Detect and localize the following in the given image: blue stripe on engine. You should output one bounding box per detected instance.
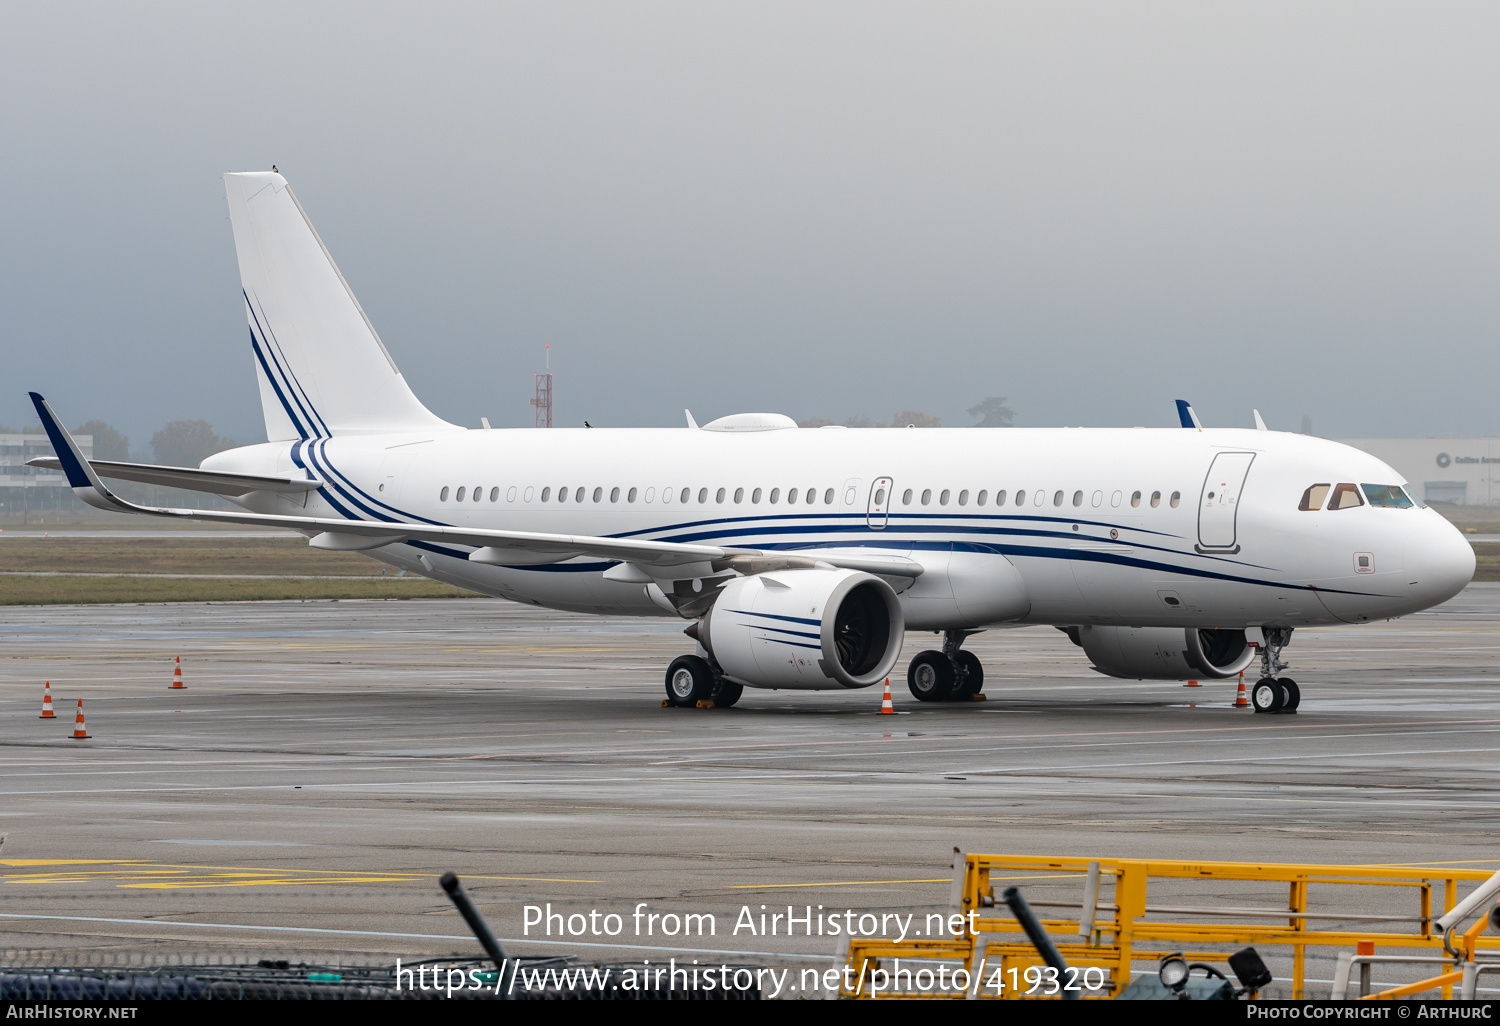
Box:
[739,622,821,641]
[727,609,821,626]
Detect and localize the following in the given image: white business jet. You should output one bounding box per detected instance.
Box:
[28,171,1476,713]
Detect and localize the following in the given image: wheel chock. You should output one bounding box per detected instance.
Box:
[695,699,716,709]
[660,699,671,707]
[970,693,987,702]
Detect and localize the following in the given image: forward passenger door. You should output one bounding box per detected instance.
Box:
[866,477,892,529]
[1198,452,1255,551]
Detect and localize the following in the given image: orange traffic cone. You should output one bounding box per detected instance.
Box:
[1233,673,1249,709]
[40,681,55,719]
[71,698,90,739]
[169,656,185,690]
[1184,679,1201,688]
[879,679,895,715]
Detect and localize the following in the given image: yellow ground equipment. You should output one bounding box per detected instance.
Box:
[839,852,1500,999]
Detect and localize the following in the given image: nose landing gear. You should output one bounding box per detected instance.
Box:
[1251,628,1299,714]
[907,630,986,703]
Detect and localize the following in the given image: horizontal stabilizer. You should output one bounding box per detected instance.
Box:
[26,457,321,496]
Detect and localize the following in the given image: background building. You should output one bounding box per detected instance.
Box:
[1338,438,1500,506]
[0,433,92,516]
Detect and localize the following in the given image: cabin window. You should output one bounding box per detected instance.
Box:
[473,486,482,502]
[1362,484,1413,508]
[627,487,636,502]
[993,489,1005,506]
[590,487,600,502]
[440,486,450,502]
[558,486,569,502]
[958,489,969,506]
[1329,483,1364,510]
[609,487,620,502]
[825,488,835,504]
[902,489,913,505]
[787,488,799,505]
[874,487,886,505]
[1170,491,1181,508]
[1013,489,1024,506]
[659,487,669,503]
[752,487,762,503]
[455,486,466,502]
[1094,491,1105,507]
[976,489,987,506]
[921,489,932,505]
[1073,490,1084,507]
[1053,490,1065,507]
[1034,490,1045,506]
[940,489,950,506]
[769,488,780,504]
[644,487,655,502]
[734,488,744,503]
[575,487,584,502]
[540,487,551,502]
[522,486,533,502]
[1129,490,1139,508]
[680,488,690,504]
[1299,484,1330,511]
[507,486,517,502]
[697,488,708,503]
[490,487,500,502]
[1150,490,1161,508]
[716,488,726,503]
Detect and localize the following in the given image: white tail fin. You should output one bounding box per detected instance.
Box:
[224,172,453,439]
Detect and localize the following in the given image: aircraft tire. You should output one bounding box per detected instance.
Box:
[1251,678,1285,714]
[951,651,984,699]
[710,679,744,709]
[1278,678,1300,712]
[907,651,955,702]
[665,655,715,707]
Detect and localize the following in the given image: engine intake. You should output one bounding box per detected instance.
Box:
[1070,625,1255,680]
[697,569,904,690]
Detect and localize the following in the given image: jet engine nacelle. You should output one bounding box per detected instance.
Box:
[1071,625,1256,680]
[697,569,904,690]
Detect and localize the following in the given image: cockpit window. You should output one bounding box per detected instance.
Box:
[1328,483,1364,510]
[1362,484,1414,508]
[1298,483,1330,511]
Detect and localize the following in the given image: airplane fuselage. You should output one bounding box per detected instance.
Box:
[206,423,1475,631]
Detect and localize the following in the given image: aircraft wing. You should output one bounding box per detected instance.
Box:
[27,393,922,577]
[25,457,322,496]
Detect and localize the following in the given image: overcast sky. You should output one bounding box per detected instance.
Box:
[3,2,1499,447]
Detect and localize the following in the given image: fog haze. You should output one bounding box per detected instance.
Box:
[3,2,1498,446]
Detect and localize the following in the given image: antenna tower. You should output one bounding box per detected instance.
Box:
[530,345,553,428]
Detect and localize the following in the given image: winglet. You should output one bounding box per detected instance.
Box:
[1174,399,1203,430]
[26,393,125,511]
[1253,409,1268,431]
[684,409,699,430]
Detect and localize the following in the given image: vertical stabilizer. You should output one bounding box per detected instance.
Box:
[224,172,454,439]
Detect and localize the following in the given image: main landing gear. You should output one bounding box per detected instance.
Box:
[664,655,742,709]
[907,630,985,703]
[1250,628,1300,715]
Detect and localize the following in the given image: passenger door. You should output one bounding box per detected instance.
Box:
[866,477,892,529]
[1198,452,1255,550]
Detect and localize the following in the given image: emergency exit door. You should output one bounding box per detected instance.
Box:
[866,477,892,529]
[1198,452,1255,550]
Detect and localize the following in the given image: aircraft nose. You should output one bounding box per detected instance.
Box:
[1409,515,1476,607]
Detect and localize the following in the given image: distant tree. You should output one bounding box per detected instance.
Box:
[75,420,130,461]
[891,410,941,428]
[150,420,234,467]
[797,417,837,428]
[0,422,15,434]
[844,415,879,428]
[1300,414,1314,435]
[800,410,943,428]
[967,396,1015,428]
